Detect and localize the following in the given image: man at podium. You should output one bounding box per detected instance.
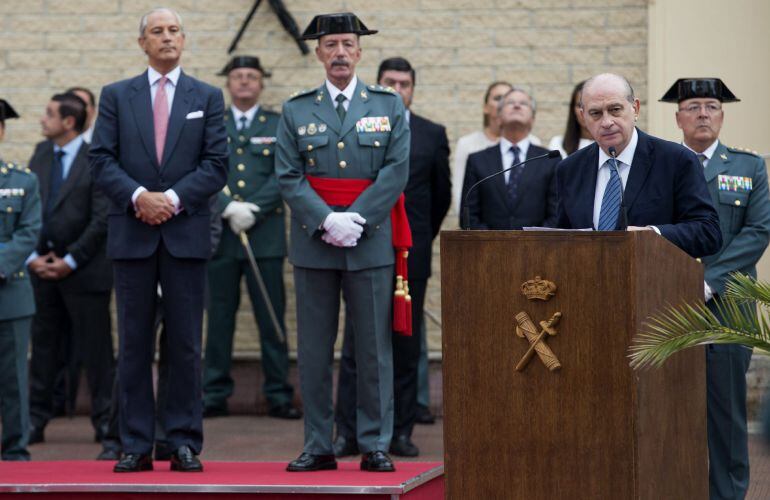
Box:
[554,73,721,258]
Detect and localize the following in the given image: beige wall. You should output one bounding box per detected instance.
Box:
[647,0,770,281]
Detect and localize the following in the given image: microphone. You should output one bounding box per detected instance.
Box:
[462,149,561,230]
[608,146,628,230]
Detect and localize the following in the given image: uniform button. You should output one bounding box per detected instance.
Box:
[239,135,246,142]
[301,224,307,229]
[237,180,246,188]
[6,206,12,213]
[237,163,245,171]
[276,207,283,214]
[339,161,347,168]
[236,148,244,155]
[259,115,266,123]
[308,158,315,166]
[735,200,741,206]
[337,141,345,150]
[307,144,313,152]
[375,225,380,229]
[374,140,381,147]
[263,148,270,156]
[19,271,24,278]
[227,137,231,144]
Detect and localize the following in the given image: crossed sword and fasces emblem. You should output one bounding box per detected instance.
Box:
[514,311,562,372]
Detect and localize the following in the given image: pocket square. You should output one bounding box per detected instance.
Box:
[186,110,204,119]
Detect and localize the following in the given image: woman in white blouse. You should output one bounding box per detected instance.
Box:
[548,80,594,159]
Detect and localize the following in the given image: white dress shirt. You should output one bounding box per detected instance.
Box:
[499,137,531,184]
[326,76,358,112]
[131,66,183,213]
[592,128,638,229]
[231,104,259,130]
[683,139,719,168]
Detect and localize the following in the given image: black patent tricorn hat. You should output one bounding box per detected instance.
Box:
[218,55,271,77]
[300,12,377,40]
[0,99,20,123]
[659,78,740,103]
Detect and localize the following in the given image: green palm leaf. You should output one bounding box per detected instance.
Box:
[629,273,770,370]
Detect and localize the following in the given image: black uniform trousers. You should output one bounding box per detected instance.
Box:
[29,280,113,436]
[0,317,31,460]
[336,277,427,440]
[113,241,205,455]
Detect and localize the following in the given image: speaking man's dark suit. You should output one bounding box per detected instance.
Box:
[335,112,451,446]
[555,128,722,258]
[461,142,559,229]
[89,69,227,455]
[27,139,114,441]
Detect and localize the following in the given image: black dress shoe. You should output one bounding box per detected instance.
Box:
[170,445,203,472]
[113,453,153,472]
[360,451,395,472]
[203,405,229,418]
[332,435,359,457]
[28,425,45,445]
[286,452,337,472]
[268,403,302,420]
[415,405,436,425]
[389,435,419,457]
[97,448,121,461]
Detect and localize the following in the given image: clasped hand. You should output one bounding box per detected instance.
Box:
[322,212,366,247]
[28,252,73,280]
[135,192,175,225]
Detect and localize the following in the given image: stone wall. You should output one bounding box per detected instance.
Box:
[0,0,649,354]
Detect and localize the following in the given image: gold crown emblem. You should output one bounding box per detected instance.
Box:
[520,276,557,301]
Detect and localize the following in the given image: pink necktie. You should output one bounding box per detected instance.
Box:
[153,76,169,165]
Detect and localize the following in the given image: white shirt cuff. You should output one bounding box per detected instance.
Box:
[131,186,148,210]
[164,189,183,214]
[63,254,78,270]
[25,251,39,266]
[648,225,661,235]
[705,281,714,302]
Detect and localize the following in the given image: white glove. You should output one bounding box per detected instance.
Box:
[223,201,260,234]
[704,281,714,302]
[322,212,366,244]
[321,231,358,248]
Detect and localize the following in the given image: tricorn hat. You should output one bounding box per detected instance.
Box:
[659,78,740,103]
[300,12,377,40]
[0,99,20,123]
[218,55,271,77]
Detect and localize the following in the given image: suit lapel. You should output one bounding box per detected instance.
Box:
[247,109,269,138]
[312,85,341,135]
[51,143,88,211]
[576,144,599,227]
[624,129,653,210]
[37,144,54,207]
[490,147,509,207]
[704,142,730,182]
[128,71,157,167]
[161,71,194,167]
[339,80,371,138]
[225,108,239,140]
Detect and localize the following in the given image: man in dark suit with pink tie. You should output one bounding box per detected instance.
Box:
[89,8,227,473]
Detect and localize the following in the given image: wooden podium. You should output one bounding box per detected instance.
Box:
[440,231,707,499]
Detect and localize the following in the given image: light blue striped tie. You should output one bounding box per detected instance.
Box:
[597,159,622,230]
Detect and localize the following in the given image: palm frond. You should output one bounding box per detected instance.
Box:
[629,288,770,370]
[725,272,770,308]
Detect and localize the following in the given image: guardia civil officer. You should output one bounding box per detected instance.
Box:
[662,78,770,500]
[275,13,410,472]
[203,55,299,420]
[0,99,42,461]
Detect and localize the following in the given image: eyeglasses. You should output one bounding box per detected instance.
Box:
[679,103,722,114]
[502,100,531,108]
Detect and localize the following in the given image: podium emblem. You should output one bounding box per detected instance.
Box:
[515,311,562,372]
[520,276,556,301]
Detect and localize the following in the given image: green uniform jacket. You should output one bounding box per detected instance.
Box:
[702,142,770,295]
[275,79,410,271]
[216,107,286,259]
[0,160,42,320]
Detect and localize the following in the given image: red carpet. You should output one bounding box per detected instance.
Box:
[0,460,443,499]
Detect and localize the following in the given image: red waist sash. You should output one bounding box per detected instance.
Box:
[307,175,413,335]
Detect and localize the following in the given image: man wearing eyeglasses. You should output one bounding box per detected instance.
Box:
[661,78,770,500]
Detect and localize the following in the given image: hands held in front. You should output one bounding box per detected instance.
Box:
[222,201,260,234]
[28,252,73,280]
[322,212,366,247]
[135,191,175,225]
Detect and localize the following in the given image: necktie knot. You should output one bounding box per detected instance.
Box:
[335,94,347,105]
[697,154,707,166]
[239,115,248,130]
[54,150,65,161]
[335,94,347,123]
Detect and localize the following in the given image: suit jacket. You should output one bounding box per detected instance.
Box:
[29,140,112,292]
[275,79,410,271]
[215,107,286,260]
[461,143,559,229]
[555,128,722,258]
[89,70,228,260]
[404,112,451,280]
[0,161,41,320]
[702,142,770,295]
